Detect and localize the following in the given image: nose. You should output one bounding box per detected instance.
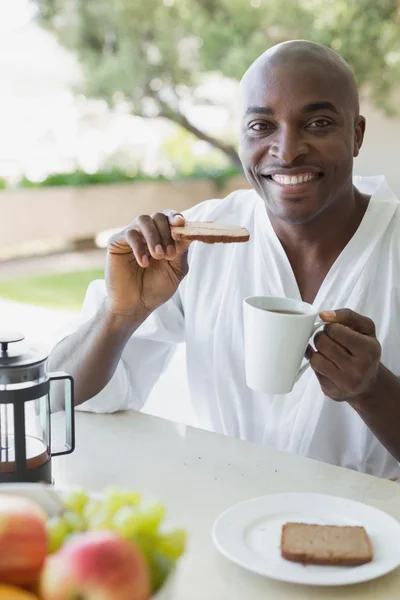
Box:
[269,127,308,164]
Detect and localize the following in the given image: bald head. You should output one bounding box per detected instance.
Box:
[241,40,359,116]
[238,40,366,225]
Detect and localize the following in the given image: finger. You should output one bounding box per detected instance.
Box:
[125,229,149,268]
[310,350,340,380]
[313,371,343,400]
[313,330,351,369]
[319,309,376,336]
[152,212,176,259]
[323,322,376,356]
[136,215,164,260]
[107,228,149,265]
[107,229,132,255]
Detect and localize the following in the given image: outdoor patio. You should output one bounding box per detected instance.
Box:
[0,296,194,427]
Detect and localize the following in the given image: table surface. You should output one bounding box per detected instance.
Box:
[52,410,400,599]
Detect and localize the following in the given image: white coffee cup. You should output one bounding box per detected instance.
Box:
[243,296,324,395]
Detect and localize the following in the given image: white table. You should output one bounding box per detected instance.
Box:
[52,411,400,599]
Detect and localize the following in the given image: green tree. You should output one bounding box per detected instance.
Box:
[35,0,400,167]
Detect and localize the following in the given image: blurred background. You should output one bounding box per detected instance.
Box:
[1,0,400,423]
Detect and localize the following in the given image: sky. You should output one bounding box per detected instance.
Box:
[0,0,37,34]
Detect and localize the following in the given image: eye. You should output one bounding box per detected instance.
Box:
[307,118,333,129]
[248,122,274,132]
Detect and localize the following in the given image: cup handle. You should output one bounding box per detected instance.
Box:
[295,320,325,382]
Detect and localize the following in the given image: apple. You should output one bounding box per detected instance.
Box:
[0,584,40,599]
[0,495,47,585]
[40,530,151,600]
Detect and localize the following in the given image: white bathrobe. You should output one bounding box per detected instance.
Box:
[58,176,400,479]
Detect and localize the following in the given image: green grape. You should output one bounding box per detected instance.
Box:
[148,552,174,594]
[87,508,115,530]
[63,488,89,515]
[155,529,187,560]
[113,506,141,538]
[83,499,101,521]
[103,488,142,514]
[137,502,166,535]
[46,516,70,553]
[63,510,86,533]
[132,532,157,560]
[103,488,127,515]
[122,491,142,506]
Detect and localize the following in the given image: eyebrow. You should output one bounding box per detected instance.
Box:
[245,101,340,117]
[245,106,274,116]
[302,101,340,115]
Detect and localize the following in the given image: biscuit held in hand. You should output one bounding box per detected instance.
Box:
[171,221,250,244]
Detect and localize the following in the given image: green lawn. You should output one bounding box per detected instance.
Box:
[0,269,105,311]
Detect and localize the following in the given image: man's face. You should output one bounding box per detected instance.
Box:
[239,61,365,224]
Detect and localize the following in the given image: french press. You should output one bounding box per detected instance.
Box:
[0,332,75,484]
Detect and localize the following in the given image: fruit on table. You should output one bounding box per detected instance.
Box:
[0,495,48,585]
[45,486,187,594]
[62,488,89,515]
[0,585,40,599]
[155,529,187,560]
[40,530,151,600]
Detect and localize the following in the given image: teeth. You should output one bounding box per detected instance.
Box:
[270,173,318,185]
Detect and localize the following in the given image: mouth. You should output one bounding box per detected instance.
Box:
[263,172,323,187]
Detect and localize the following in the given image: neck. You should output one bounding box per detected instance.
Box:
[268,185,369,259]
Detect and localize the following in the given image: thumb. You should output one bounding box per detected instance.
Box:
[164,210,192,257]
[167,213,193,257]
[319,308,376,335]
[165,210,185,226]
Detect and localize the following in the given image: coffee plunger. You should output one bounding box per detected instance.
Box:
[0,332,75,483]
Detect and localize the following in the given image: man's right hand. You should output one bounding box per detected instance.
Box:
[105,210,191,317]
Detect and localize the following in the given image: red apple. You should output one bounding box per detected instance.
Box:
[0,584,40,599]
[40,530,151,600]
[0,495,47,585]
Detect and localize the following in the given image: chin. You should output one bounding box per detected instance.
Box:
[265,195,325,225]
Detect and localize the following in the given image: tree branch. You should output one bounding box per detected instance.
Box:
[158,102,241,168]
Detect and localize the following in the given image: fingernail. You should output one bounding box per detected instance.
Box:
[166,245,175,257]
[141,255,149,267]
[155,244,164,255]
[320,310,336,319]
[172,214,183,222]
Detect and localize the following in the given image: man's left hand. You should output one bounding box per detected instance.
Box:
[307,309,381,402]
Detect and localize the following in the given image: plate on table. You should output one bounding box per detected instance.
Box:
[212,492,400,586]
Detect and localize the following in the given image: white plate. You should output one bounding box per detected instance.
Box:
[212,492,400,586]
[0,483,177,599]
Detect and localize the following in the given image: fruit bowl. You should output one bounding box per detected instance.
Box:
[0,483,180,600]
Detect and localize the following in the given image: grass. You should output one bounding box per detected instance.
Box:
[0,269,105,311]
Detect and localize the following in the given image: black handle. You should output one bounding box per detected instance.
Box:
[48,371,75,456]
[0,332,25,354]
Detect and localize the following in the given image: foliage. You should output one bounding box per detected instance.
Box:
[17,168,163,188]
[34,0,400,164]
[16,166,240,189]
[305,0,400,114]
[162,128,231,175]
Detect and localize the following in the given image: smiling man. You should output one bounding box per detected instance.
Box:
[50,41,400,480]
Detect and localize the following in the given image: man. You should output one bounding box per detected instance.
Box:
[50,40,400,480]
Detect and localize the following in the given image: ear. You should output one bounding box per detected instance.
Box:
[353,116,366,158]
